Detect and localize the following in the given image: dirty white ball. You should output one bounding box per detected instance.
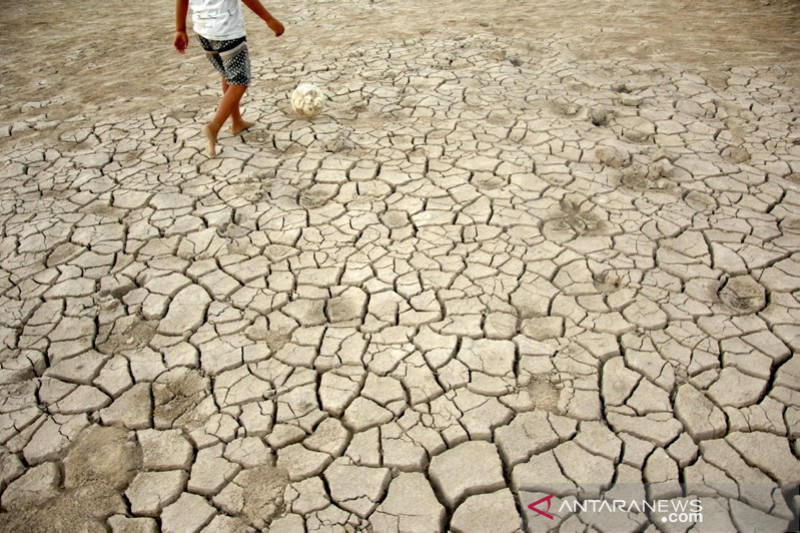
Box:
[291,83,325,119]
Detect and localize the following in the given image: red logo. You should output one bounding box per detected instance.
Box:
[528,494,555,520]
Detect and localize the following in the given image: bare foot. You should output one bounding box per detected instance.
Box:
[202,124,218,158]
[230,120,255,135]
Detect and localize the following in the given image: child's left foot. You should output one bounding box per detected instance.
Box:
[202,124,218,158]
[231,120,255,135]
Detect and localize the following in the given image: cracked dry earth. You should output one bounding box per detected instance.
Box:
[2,0,800,531]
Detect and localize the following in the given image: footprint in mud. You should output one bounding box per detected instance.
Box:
[702,71,730,91]
[166,108,198,121]
[232,466,291,530]
[717,275,766,315]
[299,184,339,208]
[542,198,610,243]
[0,426,141,532]
[548,99,581,117]
[721,145,750,163]
[84,203,122,217]
[619,165,651,190]
[97,317,157,354]
[619,163,680,194]
[249,130,273,144]
[321,131,356,153]
[217,221,252,240]
[525,374,562,413]
[39,187,73,200]
[471,171,507,190]
[218,181,268,206]
[593,270,626,294]
[245,323,292,353]
[684,190,718,215]
[380,209,410,229]
[153,368,210,429]
[780,216,800,236]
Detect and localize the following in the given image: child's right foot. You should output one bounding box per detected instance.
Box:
[231,120,255,135]
[202,124,218,158]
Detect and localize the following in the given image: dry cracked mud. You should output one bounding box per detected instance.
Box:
[1,0,799,532]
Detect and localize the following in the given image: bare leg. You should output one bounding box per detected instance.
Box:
[223,78,254,135]
[203,82,248,158]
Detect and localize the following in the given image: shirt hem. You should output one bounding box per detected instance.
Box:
[193,28,247,42]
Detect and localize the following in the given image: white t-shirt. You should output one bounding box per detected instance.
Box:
[190,0,246,41]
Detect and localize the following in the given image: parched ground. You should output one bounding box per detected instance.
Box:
[1,0,799,532]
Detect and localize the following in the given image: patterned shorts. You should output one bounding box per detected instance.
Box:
[197,35,251,87]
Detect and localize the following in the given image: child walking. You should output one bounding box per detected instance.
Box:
[174,0,284,158]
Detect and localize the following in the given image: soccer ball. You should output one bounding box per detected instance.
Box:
[291,83,325,119]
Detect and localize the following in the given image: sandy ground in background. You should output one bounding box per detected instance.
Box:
[1,0,799,147]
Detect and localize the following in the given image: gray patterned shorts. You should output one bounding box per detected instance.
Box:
[197,35,251,87]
